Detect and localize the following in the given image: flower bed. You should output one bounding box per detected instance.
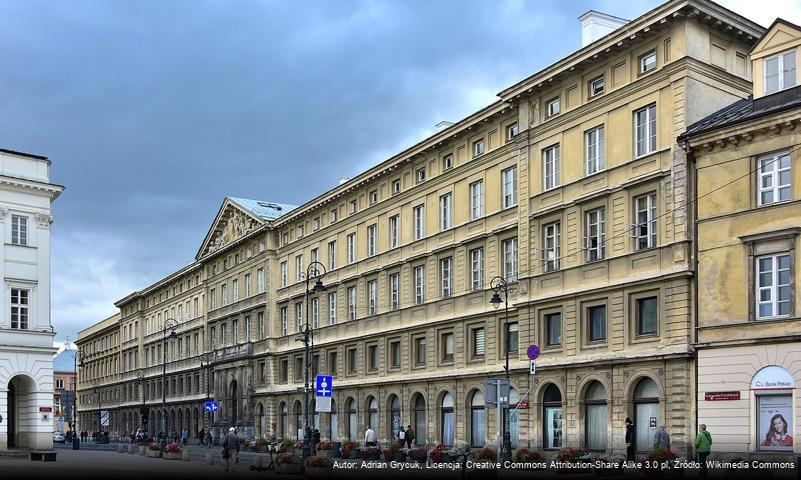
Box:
[340,441,359,459]
[471,446,497,462]
[359,446,382,460]
[408,447,428,464]
[304,455,334,468]
[276,453,302,475]
[429,444,450,463]
[383,443,406,461]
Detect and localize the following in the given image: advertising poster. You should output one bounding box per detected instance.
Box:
[759,395,793,451]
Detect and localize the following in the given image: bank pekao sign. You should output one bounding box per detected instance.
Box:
[751,366,795,390]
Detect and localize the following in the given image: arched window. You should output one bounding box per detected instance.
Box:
[585,382,608,451]
[414,394,427,445]
[470,390,485,446]
[346,398,357,440]
[634,378,660,452]
[543,384,563,449]
[441,392,454,445]
[367,396,378,432]
[328,399,338,441]
[389,395,401,437]
[280,402,288,438]
[294,401,302,440]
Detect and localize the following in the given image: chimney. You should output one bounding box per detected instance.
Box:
[578,11,629,47]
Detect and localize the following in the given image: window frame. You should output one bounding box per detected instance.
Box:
[585,125,605,175]
[389,215,400,249]
[639,50,656,74]
[588,75,605,97]
[631,291,660,339]
[546,97,560,117]
[439,193,453,231]
[634,192,657,251]
[440,256,453,298]
[543,144,560,191]
[543,221,561,272]
[502,166,518,209]
[502,238,518,282]
[10,215,27,246]
[634,104,657,158]
[442,153,454,171]
[764,49,797,95]
[469,180,484,220]
[473,139,485,158]
[585,207,606,262]
[413,204,425,240]
[414,265,425,305]
[470,247,484,291]
[757,151,792,206]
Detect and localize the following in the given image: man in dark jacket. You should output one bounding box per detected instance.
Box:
[625,418,635,462]
[404,425,415,449]
[222,427,240,473]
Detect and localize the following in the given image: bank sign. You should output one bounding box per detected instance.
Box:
[751,366,796,390]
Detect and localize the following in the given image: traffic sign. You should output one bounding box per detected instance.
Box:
[316,397,332,413]
[527,344,540,360]
[315,375,333,397]
[204,401,219,412]
[529,360,536,375]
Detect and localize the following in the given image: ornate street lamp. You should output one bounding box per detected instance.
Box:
[161,318,178,450]
[299,261,326,463]
[489,276,512,464]
[136,370,146,432]
[200,352,213,441]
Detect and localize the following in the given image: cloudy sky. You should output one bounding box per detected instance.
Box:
[0,0,797,345]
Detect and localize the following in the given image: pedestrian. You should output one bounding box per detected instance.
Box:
[695,424,712,477]
[182,429,189,446]
[624,417,635,462]
[397,425,406,447]
[205,430,213,448]
[405,425,415,449]
[364,426,377,447]
[222,427,240,473]
[653,425,671,450]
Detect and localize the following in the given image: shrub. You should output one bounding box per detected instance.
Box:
[277,453,301,465]
[316,440,333,451]
[557,447,588,462]
[340,441,359,457]
[164,443,182,454]
[304,455,334,468]
[383,443,406,461]
[647,447,678,464]
[280,439,295,451]
[359,446,382,459]
[472,446,497,461]
[513,448,542,462]
[430,444,449,463]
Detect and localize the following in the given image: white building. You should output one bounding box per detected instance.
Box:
[0,148,63,451]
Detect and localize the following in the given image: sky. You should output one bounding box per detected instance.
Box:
[0,0,798,346]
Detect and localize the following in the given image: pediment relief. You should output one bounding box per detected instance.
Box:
[202,204,262,257]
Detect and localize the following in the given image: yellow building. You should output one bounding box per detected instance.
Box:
[687,18,801,458]
[76,313,121,435]
[78,0,767,457]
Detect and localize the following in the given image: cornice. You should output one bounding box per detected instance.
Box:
[0,175,64,201]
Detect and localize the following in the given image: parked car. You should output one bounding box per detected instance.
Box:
[53,431,65,443]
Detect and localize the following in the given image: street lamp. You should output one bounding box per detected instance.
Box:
[136,370,146,432]
[299,261,326,463]
[489,276,512,463]
[161,318,178,449]
[200,353,213,441]
[76,349,85,440]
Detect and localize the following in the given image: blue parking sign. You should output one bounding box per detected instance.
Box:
[315,375,333,397]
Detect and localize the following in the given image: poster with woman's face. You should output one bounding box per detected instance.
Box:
[759,395,793,451]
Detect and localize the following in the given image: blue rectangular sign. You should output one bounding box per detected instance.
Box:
[204,401,219,412]
[315,375,333,397]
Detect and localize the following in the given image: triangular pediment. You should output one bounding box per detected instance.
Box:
[196,198,265,259]
[752,19,801,57]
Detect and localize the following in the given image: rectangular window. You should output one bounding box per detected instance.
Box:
[634,192,657,250]
[232,279,239,302]
[257,268,265,293]
[503,238,518,282]
[442,154,453,170]
[347,286,357,320]
[280,359,289,383]
[11,215,27,246]
[389,215,399,248]
[546,313,561,346]
[232,319,239,344]
[640,50,656,73]
[367,224,377,257]
[390,341,401,369]
[368,280,377,315]
[585,126,605,175]
[392,179,401,194]
[546,97,560,117]
[210,288,216,309]
[329,351,338,376]
[295,255,303,282]
[442,332,454,362]
[245,273,251,297]
[414,266,425,304]
[588,76,604,97]
[297,225,304,238]
[543,145,560,190]
[502,166,518,208]
[588,305,607,342]
[634,104,657,157]
[440,193,452,230]
[757,254,792,318]
[280,307,288,335]
[470,180,484,220]
[758,152,792,205]
[347,233,356,264]
[221,323,228,345]
[282,233,289,246]
[295,303,303,332]
[221,284,228,306]
[506,322,519,354]
[258,312,265,340]
[472,327,485,358]
[506,122,519,141]
[349,200,357,214]
[9,288,29,329]
[414,204,425,240]
[313,217,320,231]
[416,167,426,183]
[543,222,560,272]
[367,345,378,371]
[328,292,337,325]
[310,248,319,266]
[415,337,427,366]
[390,273,400,310]
[440,257,452,298]
[312,297,320,328]
[470,248,484,291]
[328,241,336,270]
[210,326,216,349]
[585,208,606,262]
[347,348,357,374]
[636,296,658,335]
[765,50,796,95]
[294,357,303,381]
[473,139,485,157]
[330,209,338,223]
[369,190,378,204]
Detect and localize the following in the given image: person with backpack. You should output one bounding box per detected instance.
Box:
[694,424,712,477]
[397,426,406,447]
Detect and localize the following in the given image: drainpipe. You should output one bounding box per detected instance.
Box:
[684,137,699,460]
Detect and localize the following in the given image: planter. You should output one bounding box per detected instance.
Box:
[365,452,381,461]
[146,449,161,458]
[277,463,302,474]
[317,450,332,457]
[163,452,182,460]
[138,446,147,455]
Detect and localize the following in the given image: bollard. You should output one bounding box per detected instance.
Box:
[128,445,134,454]
[205,450,214,465]
[117,444,124,453]
[139,445,146,455]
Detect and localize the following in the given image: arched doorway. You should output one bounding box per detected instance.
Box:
[633,378,660,452]
[388,395,401,438]
[366,396,378,433]
[256,404,265,438]
[441,392,454,445]
[279,402,288,439]
[469,390,485,446]
[584,381,608,451]
[542,384,563,450]
[229,380,238,426]
[346,398,357,440]
[413,394,426,445]
[293,401,302,440]
[329,399,338,441]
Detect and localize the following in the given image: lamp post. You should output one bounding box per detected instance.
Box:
[489,276,512,463]
[299,261,326,463]
[161,318,178,450]
[200,353,213,441]
[76,350,85,442]
[136,370,146,432]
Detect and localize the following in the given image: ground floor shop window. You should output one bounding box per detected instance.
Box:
[758,395,793,450]
[543,384,563,449]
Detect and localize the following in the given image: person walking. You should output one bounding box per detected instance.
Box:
[397,426,406,447]
[653,425,671,450]
[624,418,635,462]
[222,427,240,473]
[364,426,377,447]
[404,425,415,449]
[205,430,213,448]
[695,424,712,477]
[182,429,189,446]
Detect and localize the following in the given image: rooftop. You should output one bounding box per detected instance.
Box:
[227,197,296,222]
[53,349,77,373]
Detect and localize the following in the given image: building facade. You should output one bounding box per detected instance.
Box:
[53,349,77,432]
[77,0,766,456]
[0,148,63,450]
[688,19,801,458]
[76,314,121,435]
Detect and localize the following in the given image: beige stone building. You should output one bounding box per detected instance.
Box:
[686,19,801,457]
[77,0,767,456]
[76,314,120,434]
